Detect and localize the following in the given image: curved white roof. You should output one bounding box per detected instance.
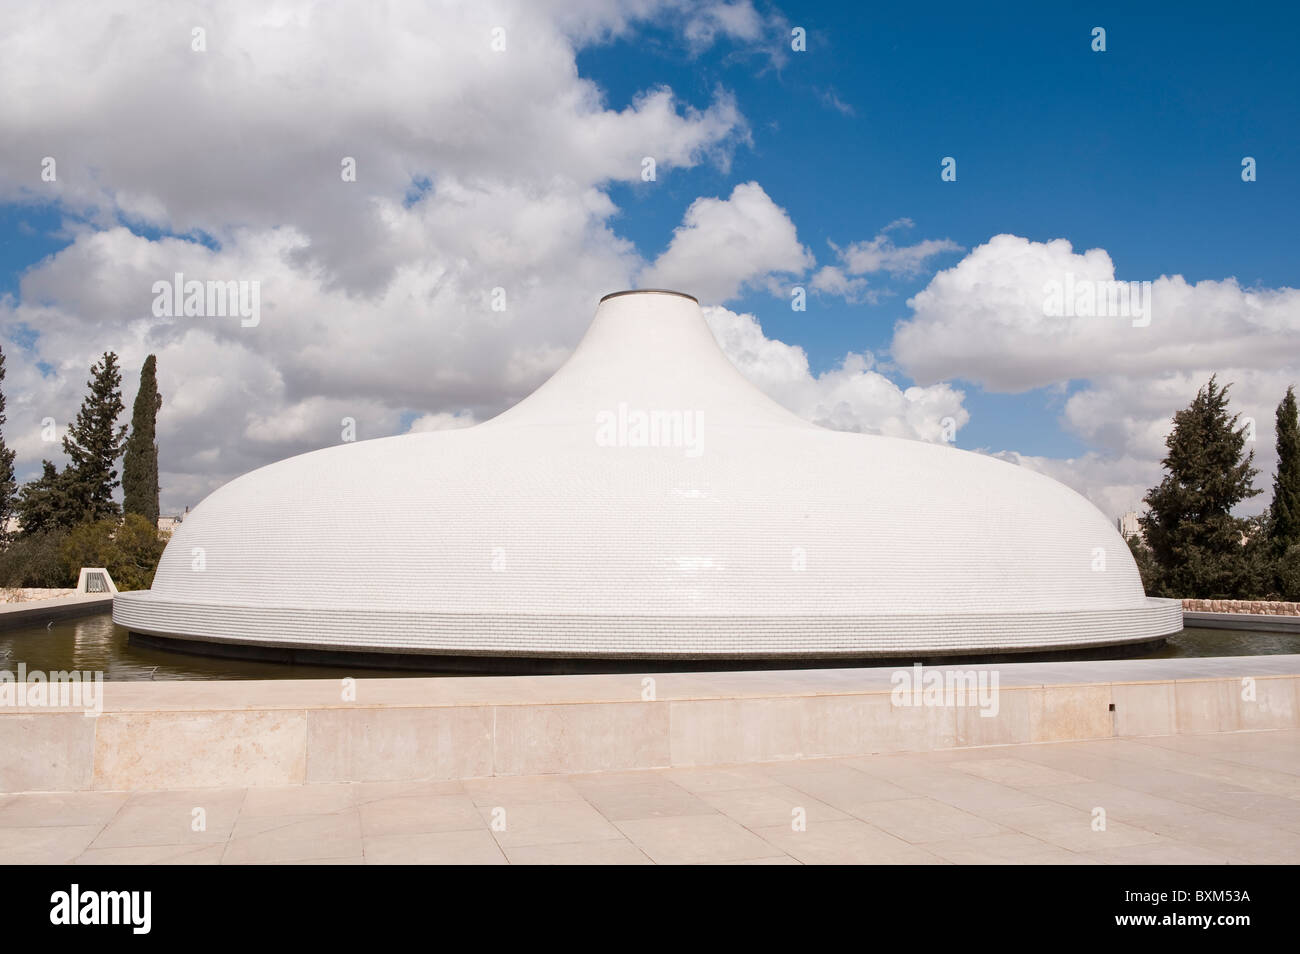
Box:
[115,290,1180,659]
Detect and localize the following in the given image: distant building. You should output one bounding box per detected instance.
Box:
[1117,510,1142,542]
[158,515,183,534]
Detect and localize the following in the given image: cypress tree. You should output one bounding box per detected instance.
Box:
[62,351,128,523]
[0,347,15,542]
[122,355,163,525]
[1270,386,1300,554]
[1139,376,1262,598]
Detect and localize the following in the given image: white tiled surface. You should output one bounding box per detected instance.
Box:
[115,291,1179,656]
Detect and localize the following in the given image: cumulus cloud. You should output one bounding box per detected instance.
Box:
[704,305,968,441]
[0,1,781,511]
[829,218,962,279]
[638,182,814,303]
[810,218,960,304]
[892,234,1300,517]
[0,1,753,294]
[809,265,874,304]
[3,2,945,517]
[1044,369,1294,517]
[894,233,1300,392]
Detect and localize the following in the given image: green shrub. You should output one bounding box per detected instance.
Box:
[0,530,74,587]
[59,513,165,591]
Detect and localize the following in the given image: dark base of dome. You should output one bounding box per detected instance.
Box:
[128,630,1173,675]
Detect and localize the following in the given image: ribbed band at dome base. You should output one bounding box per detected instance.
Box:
[114,593,1183,659]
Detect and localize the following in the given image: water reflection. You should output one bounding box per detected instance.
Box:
[0,612,449,681]
[1,612,1297,681]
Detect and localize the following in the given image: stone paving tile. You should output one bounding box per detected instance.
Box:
[1084,739,1300,797]
[223,810,363,864]
[363,830,507,864]
[1124,811,1300,864]
[847,796,1010,843]
[354,779,466,801]
[923,832,1099,865]
[0,825,103,864]
[868,769,1063,818]
[461,775,584,806]
[698,784,849,829]
[951,758,1089,788]
[482,799,622,848]
[504,839,653,865]
[296,856,365,864]
[756,760,914,805]
[1008,745,1266,802]
[1166,789,1300,833]
[991,802,1164,853]
[1083,838,1238,865]
[754,819,944,864]
[841,751,965,778]
[615,814,789,864]
[659,765,785,794]
[240,783,356,817]
[1139,740,1300,778]
[0,790,127,828]
[1029,780,1221,827]
[74,844,226,865]
[2,729,1297,864]
[716,855,803,864]
[567,772,716,821]
[91,788,245,848]
[360,792,484,837]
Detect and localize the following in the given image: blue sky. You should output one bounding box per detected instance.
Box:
[583,2,1299,456]
[0,1,1296,517]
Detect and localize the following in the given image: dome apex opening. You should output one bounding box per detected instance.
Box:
[599,288,699,304]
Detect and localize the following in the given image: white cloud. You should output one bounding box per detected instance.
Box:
[0,1,778,512]
[407,410,477,432]
[704,305,968,441]
[892,234,1300,518]
[0,1,750,293]
[638,181,814,303]
[893,233,1300,392]
[830,218,962,279]
[809,265,874,304]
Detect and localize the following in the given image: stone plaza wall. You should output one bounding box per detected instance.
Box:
[2,656,1297,793]
[1183,599,1300,616]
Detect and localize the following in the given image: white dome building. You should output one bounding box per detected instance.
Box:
[114,290,1181,664]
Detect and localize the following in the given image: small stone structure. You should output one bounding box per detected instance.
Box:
[75,567,119,595]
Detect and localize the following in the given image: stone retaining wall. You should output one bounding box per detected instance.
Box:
[3,658,1298,792]
[1182,599,1300,616]
[0,588,77,604]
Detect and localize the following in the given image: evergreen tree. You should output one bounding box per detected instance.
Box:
[62,352,127,523]
[0,347,15,542]
[14,461,77,535]
[122,354,163,525]
[1139,376,1262,598]
[1125,533,1161,595]
[1270,386,1300,555]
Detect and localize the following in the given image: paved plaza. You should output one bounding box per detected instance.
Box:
[3,728,1297,864]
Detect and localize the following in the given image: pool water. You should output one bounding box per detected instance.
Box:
[2,612,1297,681]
